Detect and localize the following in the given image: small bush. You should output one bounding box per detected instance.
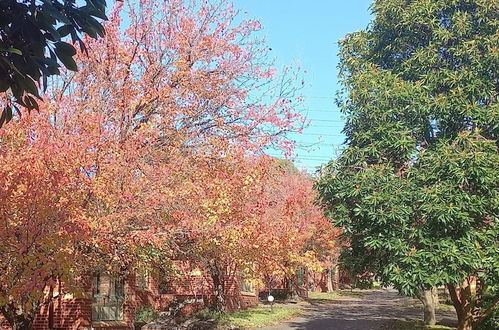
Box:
[195,308,226,322]
[135,305,159,324]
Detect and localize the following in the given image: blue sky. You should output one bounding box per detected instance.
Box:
[234,0,373,173]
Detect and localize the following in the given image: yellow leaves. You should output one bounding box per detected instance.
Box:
[200,190,232,219]
[57,196,70,208]
[161,187,175,198]
[242,174,259,192]
[207,214,218,225]
[189,269,202,276]
[12,183,28,197]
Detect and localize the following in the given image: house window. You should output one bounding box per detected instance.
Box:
[136,269,150,291]
[240,278,254,293]
[92,273,125,321]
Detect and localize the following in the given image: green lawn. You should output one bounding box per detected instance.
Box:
[404,300,455,312]
[198,305,302,329]
[225,306,302,328]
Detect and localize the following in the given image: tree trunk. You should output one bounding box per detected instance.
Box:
[48,300,54,329]
[326,268,334,292]
[419,289,437,326]
[283,276,295,299]
[325,265,339,292]
[457,317,474,330]
[332,264,339,290]
[431,286,439,307]
[447,282,475,330]
[446,276,498,330]
[211,271,226,313]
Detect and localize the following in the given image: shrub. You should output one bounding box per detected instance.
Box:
[135,306,158,324]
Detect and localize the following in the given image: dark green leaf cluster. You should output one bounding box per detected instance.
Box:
[0,0,107,126]
[317,0,498,299]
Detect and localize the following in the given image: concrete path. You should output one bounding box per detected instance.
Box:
[258,289,457,330]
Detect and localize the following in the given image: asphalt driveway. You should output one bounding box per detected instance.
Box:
[258,289,457,330]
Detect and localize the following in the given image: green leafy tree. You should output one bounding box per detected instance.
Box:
[317,1,498,329]
[0,0,108,126]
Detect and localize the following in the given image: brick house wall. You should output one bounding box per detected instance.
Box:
[34,298,93,330]
[0,266,259,330]
[163,263,259,313]
[0,274,165,330]
[260,272,308,300]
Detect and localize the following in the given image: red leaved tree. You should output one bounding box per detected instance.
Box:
[0,116,92,330]
[42,0,306,277]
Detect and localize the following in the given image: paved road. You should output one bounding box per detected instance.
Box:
[259,289,457,330]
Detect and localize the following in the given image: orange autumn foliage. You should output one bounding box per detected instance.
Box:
[0,0,337,320]
[170,155,339,310]
[0,116,92,327]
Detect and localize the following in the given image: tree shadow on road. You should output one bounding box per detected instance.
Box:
[271,290,457,330]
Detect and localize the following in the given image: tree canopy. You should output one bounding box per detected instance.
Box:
[316,1,498,329]
[0,0,337,327]
[0,0,107,126]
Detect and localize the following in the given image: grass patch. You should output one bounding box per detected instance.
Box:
[198,306,302,329]
[405,300,455,312]
[386,320,453,329]
[225,306,302,328]
[437,303,455,312]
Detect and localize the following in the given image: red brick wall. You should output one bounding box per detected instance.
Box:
[166,263,259,312]
[0,278,94,330]
[34,298,93,330]
[0,267,259,330]
[0,299,93,330]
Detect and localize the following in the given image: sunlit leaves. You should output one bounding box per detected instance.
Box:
[0,0,108,126]
[317,1,498,320]
[0,116,92,325]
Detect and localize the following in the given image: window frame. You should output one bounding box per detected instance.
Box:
[92,273,125,322]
